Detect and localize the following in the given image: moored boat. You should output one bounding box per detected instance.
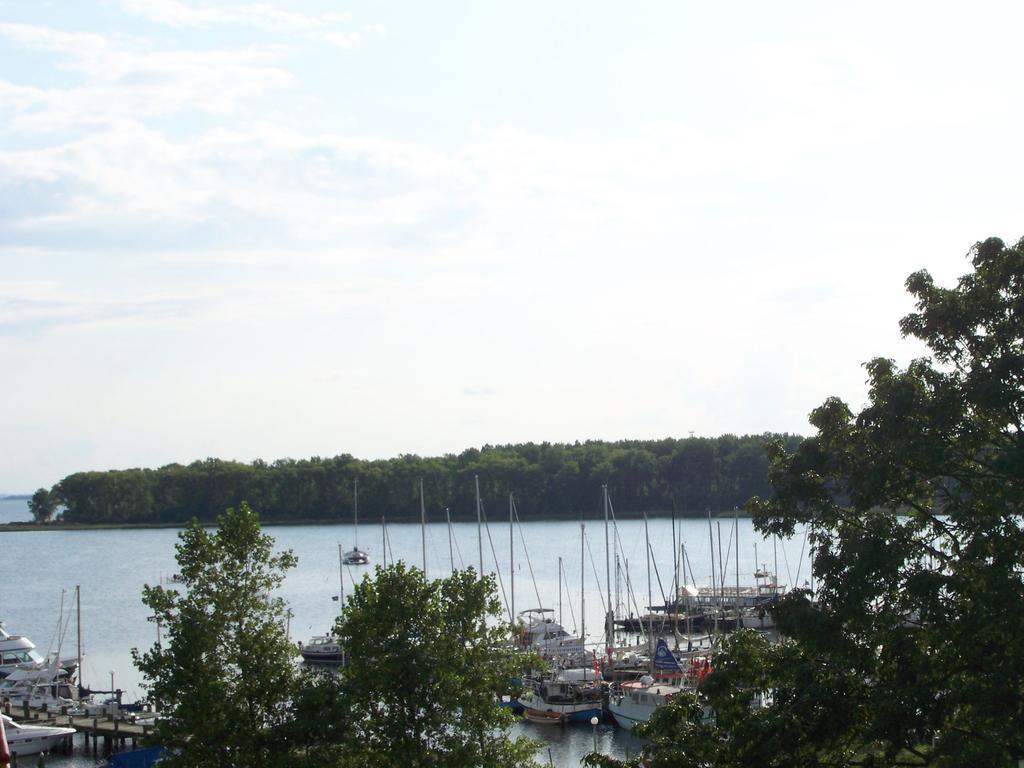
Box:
[516,668,604,723]
[1,713,76,756]
[0,623,78,680]
[298,634,344,663]
[608,678,682,732]
[523,707,566,724]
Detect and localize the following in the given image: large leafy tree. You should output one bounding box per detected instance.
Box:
[27,487,56,523]
[334,563,540,768]
[594,236,1024,767]
[751,236,1024,765]
[133,503,299,768]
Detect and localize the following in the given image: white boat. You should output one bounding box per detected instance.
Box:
[0,623,77,680]
[0,657,103,716]
[341,478,370,566]
[1,713,76,757]
[608,677,682,731]
[740,567,785,630]
[340,548,369,566]
[298,634,344,664]
[514,609,586,661]
[608,639,704,731]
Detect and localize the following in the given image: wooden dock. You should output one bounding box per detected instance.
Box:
[2,699,157,757]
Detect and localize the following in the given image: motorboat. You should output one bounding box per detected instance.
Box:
[608,640,711,730]
[1,713,76,756]
[341,478,370,566]
[0,623,78,679]
[340,547,369,566]
[516,668,604,723]
[514,609,586,661]
[608,677,682,732]
[0,657,103,716]
[298,634,344,663]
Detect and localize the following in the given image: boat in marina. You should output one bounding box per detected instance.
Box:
[515,609,587,661]
[0,659,105,716]
[300,543,347,663]
[608,678,683,732]
[607,639,706,730]
[0,622,78,679]
[298,634,344,663]
[522,707,566,725]
[516,668,604,723]
[341,478,370,566]
[1,713,76,756]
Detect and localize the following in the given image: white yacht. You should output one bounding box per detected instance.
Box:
[515,609,586,661]
[1,713,76,756]
[298,634,344,663]
[608,677,682,732]
[0,623,77,679]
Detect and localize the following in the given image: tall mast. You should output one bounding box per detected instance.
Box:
[558,556,563,629]
[580,522,586,643]
[76,585,82,685]
[644,513,653,658]
[707,509,716,637]
[353,476,359,550]
[509,492,515,625]
[420,479,427,577]
[603,485,612,660]
[735,508,741,631]
[446,506,454,574]
[475,475,483,575]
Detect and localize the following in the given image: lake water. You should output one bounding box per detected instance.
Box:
[0,496,814,766]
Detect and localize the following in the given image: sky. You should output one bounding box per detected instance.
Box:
[1,0,1022,492]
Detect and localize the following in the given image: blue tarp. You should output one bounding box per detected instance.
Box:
[107,746,164,767]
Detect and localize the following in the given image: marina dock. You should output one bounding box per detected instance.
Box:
[2,699,155,757]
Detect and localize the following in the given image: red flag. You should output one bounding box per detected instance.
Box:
[592,649,599,674]
[0,713,11,767]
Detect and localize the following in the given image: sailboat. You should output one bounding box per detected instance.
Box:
[299,544,347,664]
[341,478,370,566]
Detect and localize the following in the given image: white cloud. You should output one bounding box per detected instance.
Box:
[119,0,363,48]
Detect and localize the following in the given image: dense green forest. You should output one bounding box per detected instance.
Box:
[45,434,804,525]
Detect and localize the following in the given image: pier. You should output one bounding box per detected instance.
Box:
[2,698,156,759]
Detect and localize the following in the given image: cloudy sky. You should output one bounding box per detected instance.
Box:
[1,0,1021,491]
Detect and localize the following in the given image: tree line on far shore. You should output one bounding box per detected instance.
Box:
[28,433,804,525]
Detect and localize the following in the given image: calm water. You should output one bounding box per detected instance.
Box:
[0,497,813,766]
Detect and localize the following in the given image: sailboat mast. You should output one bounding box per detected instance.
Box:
[475,475,483,575]
[707,509,716,636]
[420,479,427,577]
[558,556,563,630]
[353,477,359,549]
[76,585,82,684]
[509,492,515,626]
[446,506,454,574]
[735,508,741,631]
[645,513,653,651]
[603,485,612,660]
[580,522,586,642]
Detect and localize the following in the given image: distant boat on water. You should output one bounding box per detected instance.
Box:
[341,478,370,566]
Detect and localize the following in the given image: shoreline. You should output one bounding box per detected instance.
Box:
[0,509,754,532]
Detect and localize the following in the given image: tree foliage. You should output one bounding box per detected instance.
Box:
[133,503,299,768]
[601,237,1024,767]
[27,487,56,523]
[49,434,803,525]
[333,563,540,768]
